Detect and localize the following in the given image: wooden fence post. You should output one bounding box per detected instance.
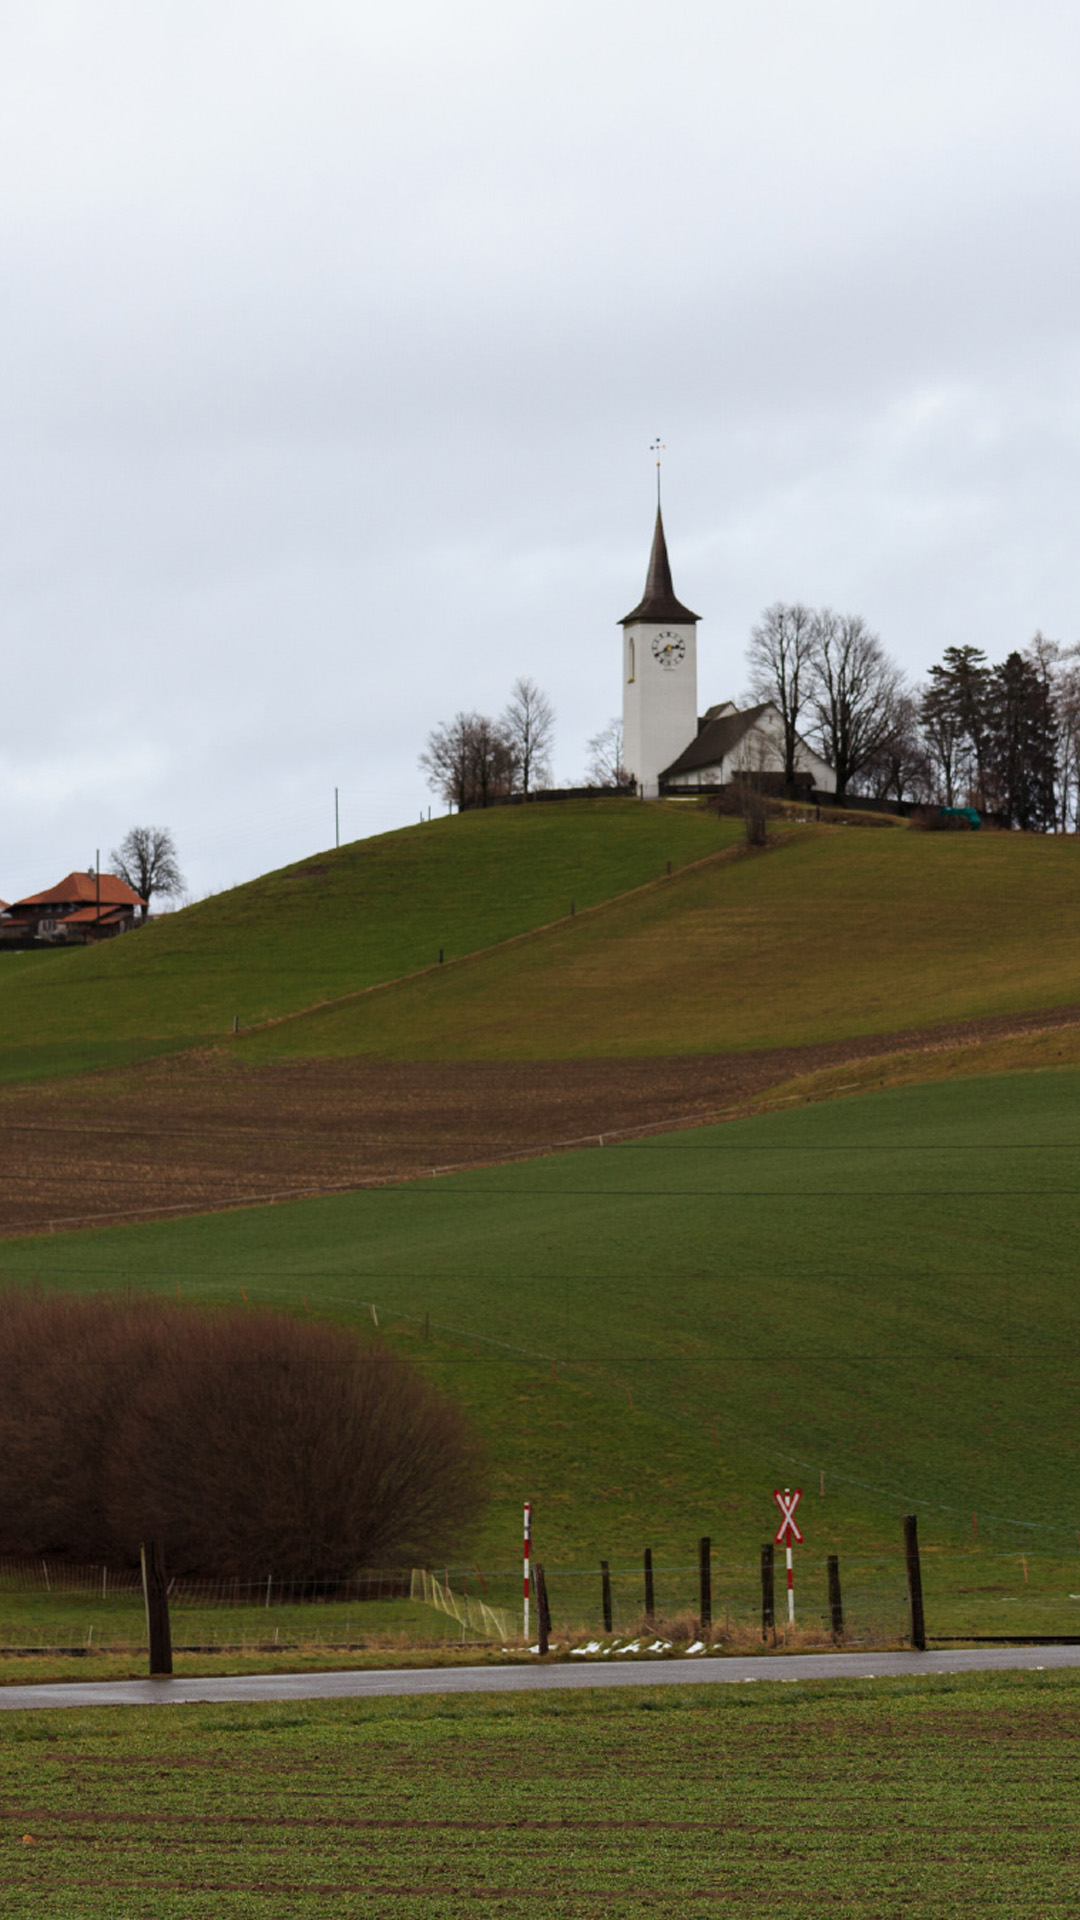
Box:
[761,1543,775,1642]
[904,1514,926,1650]
[644,1547,655,1623]
[141,1541,173,1677]
[535,1563,551,1655]
[601,1559,613,1633]
[698,1536,712,1633]
[827,1554,844,1639]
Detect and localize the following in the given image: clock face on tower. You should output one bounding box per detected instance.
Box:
[651,631,686,669]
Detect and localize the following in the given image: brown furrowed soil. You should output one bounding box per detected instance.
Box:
[3,1001,1080,1237]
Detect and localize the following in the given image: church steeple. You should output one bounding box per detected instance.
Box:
[619,508,699,627]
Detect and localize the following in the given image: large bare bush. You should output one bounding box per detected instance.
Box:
[0,1293,486,1577]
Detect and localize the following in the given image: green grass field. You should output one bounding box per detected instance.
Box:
[5,1069,1080,1642]
[237,822,1080,1062]
[0,803,736,1083]
[8,804,1080,1087]
[3,1668,1080,1916]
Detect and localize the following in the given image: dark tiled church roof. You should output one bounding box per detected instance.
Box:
[619,508,699,627]
[662,704,771,778]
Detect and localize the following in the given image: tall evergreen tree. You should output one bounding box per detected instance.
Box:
[919,646,991,807]
[986,652,1057,830]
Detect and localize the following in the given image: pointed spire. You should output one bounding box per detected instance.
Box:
[619,507,699,626]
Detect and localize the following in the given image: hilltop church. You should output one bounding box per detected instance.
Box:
[619,509,835,800]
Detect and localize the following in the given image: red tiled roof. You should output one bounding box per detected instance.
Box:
[14,871,146,910]
[61,903,138,925]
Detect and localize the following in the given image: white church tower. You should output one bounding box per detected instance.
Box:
[619,506,700,798]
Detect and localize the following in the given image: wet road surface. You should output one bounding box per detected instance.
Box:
[1,1643,1079,1711]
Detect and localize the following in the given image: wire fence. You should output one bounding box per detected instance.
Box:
[1,1548,1078,1653]
[0,1557,411,1606]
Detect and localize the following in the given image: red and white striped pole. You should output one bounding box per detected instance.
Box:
[786,1540,795,1624]
[523,1502,532,1644]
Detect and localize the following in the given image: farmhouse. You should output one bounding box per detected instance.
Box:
[620,507,835,800]
[663,700,835,794]
[1,870,146,945]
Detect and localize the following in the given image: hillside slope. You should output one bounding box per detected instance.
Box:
[236,825,1080,1062]
[0,802,735,1082]
[5,1069,1080,1631]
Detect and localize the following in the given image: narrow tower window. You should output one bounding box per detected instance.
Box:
[627,636,635,684]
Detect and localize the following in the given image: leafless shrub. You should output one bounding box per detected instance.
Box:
[0,1292,486,1579]
[742,783,768,848]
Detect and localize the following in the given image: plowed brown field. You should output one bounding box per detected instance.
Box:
[2,1003,1080,1237]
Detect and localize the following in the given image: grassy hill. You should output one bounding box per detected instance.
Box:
[5,1068,1080,1638]
[8,802,1080,1086]
[0,802,736,1083]
[236,823,1080,1063]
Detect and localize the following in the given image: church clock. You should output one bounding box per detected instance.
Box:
[651,631,686,669]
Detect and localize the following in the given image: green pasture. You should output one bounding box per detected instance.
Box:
[0,802,734,1083]
[0,1587,467,1658]
[5,1069,1080,1641]
[3,1669,1080,1915]
[238,821,1080,1061]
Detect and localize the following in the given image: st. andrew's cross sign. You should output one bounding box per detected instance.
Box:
[773,1488,802,1624]
[773,1487,803,1546]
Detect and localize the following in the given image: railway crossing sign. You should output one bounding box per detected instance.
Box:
[773,1488,803,1625]
[773,1487,803,1546]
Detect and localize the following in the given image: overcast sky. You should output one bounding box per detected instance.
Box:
[4,0,1079,899]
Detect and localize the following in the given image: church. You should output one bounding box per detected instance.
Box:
[619,509,836,800]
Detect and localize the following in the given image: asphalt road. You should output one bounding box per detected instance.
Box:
[1,1643,1079,1711]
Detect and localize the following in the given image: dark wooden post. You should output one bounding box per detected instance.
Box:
[761,1543,775,1642]
[600,1559,613,1633]
[644,1547,655,1623]
[698,1536,712,1632]
[904,1514,926,1650]
[827,1554,844,1639]
[141,1541,173,1676]
[535,1563,551,1655]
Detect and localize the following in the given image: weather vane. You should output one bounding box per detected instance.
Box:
[650,437,666,506]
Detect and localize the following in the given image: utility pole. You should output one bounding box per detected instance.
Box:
[95,848,100,929]
[334,788,340,849]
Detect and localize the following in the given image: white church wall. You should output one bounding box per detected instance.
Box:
[622,621,698,799]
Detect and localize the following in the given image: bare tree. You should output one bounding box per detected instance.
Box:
[746,602,817,788]
[419,711,515,809]
[502,677,555,795]
[585,717,633,789]
[808,612,907,801]
[110,826,184,910]
[854,692,933,804]
[1051,645,1080,831]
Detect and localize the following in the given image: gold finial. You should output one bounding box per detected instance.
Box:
[650,437,666,505]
